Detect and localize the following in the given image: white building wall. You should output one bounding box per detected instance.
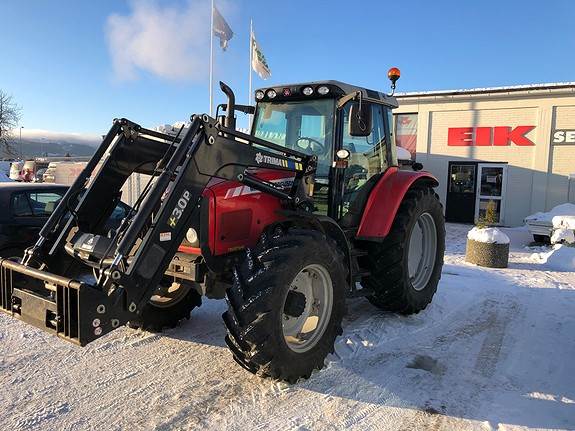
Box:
[395,86,575,226]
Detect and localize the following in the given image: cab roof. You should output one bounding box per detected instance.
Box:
[256,80,398,108]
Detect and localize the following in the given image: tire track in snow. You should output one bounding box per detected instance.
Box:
[329,296,520,430]
[12,402,70,431]
[473,303,516,378]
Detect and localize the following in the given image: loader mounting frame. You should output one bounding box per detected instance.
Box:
[0,114,319,345]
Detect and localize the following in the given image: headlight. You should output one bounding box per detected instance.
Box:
[336,149,350,160]
[317,86,330,95]
[266,89,277,99]
[186,228,199,246]
[302,86,314,96]
[255,90,264,100]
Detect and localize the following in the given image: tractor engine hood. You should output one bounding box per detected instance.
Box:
[200,169,297,256]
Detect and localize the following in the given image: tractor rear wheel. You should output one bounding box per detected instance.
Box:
[129,280,202,331]
[223,228,347,383]
[361,186,445,314]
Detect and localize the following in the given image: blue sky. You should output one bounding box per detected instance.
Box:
[2,0,574,138]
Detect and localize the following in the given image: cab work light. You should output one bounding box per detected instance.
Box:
[255,90,265,100]
[317,86,330,95]
[266,89,277,99]
[302,86,313,96]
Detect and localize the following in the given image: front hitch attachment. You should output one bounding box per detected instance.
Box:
[0,259,133,346]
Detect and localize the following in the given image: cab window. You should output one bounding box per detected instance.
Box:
[253,99,335,178]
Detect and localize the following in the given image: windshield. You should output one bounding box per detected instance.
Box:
[253,99,335,177]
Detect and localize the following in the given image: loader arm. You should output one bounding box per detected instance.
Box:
[0,114,316,346]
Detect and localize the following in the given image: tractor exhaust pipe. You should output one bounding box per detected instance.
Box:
[219,81,236,130]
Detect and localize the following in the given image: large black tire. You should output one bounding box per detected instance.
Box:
[361,186,445,314]
[129,280,202,331]
[223,228,347,383]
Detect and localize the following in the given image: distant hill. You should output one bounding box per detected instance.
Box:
[1,139,97,158]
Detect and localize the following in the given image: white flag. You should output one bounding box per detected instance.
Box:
[251,30,271,80]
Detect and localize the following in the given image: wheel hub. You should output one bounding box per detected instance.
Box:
[283,290,307,318]
[407,212,437,291]
[282,264,333,353]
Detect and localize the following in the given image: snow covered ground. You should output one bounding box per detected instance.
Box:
[1,223,575,430]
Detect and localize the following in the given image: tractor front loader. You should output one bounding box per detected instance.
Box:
[1,72,445,382]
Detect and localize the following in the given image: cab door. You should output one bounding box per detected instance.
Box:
[337,102,390,225]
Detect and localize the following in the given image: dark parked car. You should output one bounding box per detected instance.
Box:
[0,183,129,258]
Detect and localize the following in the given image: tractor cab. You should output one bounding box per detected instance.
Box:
[251,78,399,224]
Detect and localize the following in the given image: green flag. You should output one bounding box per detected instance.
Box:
[251,30,271,79]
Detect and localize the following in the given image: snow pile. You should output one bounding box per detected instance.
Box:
[551,228,575,245]
[553,215,575,230]
[467,227,510,244]
[550,203,575,230]
[525,203,575,226]
[532,244,575,272]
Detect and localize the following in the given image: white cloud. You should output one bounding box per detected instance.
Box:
[106,0,213,82]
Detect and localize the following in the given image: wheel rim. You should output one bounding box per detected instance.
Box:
[149,282,191,309]
[282,264,333,353]
[408,212,437,291]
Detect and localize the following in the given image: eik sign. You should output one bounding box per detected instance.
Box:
[448,126,536,146]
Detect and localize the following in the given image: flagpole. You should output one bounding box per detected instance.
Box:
[248,19,253,127]
[248,19,253,106]
[209,0,215,116]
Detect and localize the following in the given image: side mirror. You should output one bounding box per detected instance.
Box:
[348,102,372,137]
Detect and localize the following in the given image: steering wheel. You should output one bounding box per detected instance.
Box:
[295,137,328,156]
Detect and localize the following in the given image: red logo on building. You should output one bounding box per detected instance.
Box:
[400,116,412,126]
[448,126,536,146]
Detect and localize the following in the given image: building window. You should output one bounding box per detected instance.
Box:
[395,113,417,160]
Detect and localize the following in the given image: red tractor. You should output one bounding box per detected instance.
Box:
[0,70,445,382]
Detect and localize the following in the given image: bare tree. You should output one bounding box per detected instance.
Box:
[0,90,22,156]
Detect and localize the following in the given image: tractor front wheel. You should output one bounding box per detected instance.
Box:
[129,280,202,331]
[362,186,445,314]
[223,228,347,383]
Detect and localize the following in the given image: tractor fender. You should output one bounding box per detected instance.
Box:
[356,167,439,241]
[274,211,353,288]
